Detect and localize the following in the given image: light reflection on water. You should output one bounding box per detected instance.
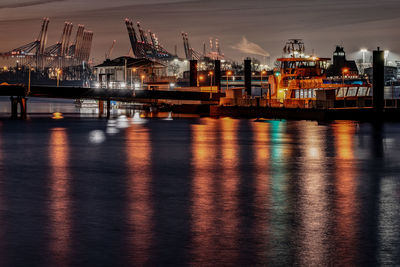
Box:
[332,123,358,266]
[219,118,240,265]
[125,126,153,265]
[0,118,399,266]
[191,118,218,264]
[49,128,71,267]
[252,121,270,262]
[297,124,329,266]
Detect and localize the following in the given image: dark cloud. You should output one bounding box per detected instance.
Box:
[0,0,64,9]
[0,0,399,63]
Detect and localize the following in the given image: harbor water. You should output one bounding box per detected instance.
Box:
[0,100,399,266]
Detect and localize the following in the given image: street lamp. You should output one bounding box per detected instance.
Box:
[260,69,267,97]
[141,74,145,89]
[226,70,232,91]
[208,71,214,87]
[384,50,389,65]
[342,67,349,85]
[360,49,367,64]
[198,75,204,86]
[28,65,32,94]
[131,68,137,88]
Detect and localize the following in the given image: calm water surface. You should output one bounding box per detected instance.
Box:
[0,115,399,266]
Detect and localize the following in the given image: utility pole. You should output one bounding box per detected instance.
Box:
[28,65,31,94]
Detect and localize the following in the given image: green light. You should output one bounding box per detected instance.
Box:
[274,72,280,77]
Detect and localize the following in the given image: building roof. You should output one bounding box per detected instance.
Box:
[326,60,358,76]
[277,57,330,62]
[326,46,359,76]
[95,56,166,68]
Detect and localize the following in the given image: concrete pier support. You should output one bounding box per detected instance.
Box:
[10,97,18,118]
[106,99,111,119]
[10,96,27,119]
[214,60,221,93]
[19,97,27,119]
[190,60,198,87]
[373,48,384,111]
[244,59,252,96]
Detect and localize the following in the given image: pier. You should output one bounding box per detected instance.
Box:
[0,84,225,118]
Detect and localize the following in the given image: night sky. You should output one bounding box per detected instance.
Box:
[0,0,399,64]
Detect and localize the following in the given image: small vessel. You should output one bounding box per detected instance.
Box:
[268,39,371,107]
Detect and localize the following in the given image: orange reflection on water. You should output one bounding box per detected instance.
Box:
[333,122,358,265]
[190,118,218,264]
[49,128,71,266]
[219,118,239,264]
[0,129,5,266]
[126,126,152,265]
[298,124,329,266]
[252,122,270,260]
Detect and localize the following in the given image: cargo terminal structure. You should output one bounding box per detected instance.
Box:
[0,18,94,86]
[0,18,93,69]
[93,18,233,90]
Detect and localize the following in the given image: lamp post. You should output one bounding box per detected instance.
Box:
[124,58,127,84]
[141,74,145,89]
[360,49,367,64]
[342,67,349,85]
[131,68,137,88]
[208,71,214,99]
[260,69,267,97]
[57,69,62,87]
[28,65,32,94]
[384,50,389,66]
[208,71,214,87]
[226,70,232,91]
[198,75,204,87]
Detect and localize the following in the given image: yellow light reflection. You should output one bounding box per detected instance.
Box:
[126,126,152,265]
[298,124,328,266]
[190,118,218,263]
[52,112,64,120]
[252,122,270,260]
[333,122,357,265]
[0,130,5,267]
[219,118,239,264]
[49,128,70,266]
